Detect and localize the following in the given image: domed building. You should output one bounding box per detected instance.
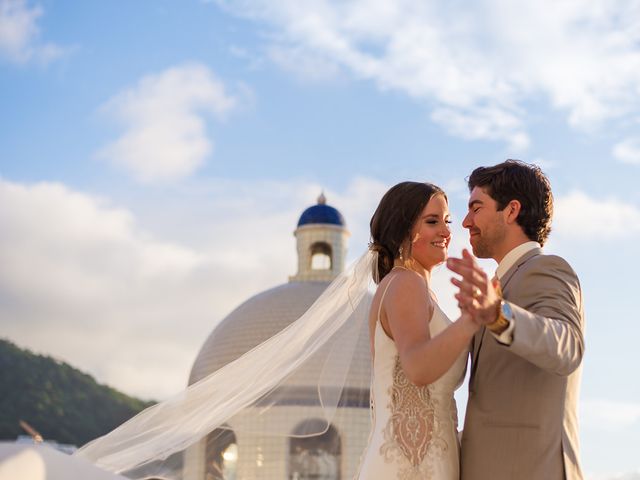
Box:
[184,194,372,480]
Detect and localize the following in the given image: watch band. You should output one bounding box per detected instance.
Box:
[486,281,512,335]
[487,304,511,334]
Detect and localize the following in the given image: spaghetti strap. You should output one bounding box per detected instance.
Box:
[377,275,398,323]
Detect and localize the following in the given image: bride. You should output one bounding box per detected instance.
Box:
[77,181,477,480]
[356,181,477,479]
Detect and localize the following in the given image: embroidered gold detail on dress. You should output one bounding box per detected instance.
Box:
[380,357,448,478]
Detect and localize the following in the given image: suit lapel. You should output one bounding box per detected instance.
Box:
[499,248,542,293]
[470,247,543,382]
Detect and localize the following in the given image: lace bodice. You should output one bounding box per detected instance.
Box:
[355,283,467,480]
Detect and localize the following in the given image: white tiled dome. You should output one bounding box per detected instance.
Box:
[189,278,372,390]
[191,280,367,381]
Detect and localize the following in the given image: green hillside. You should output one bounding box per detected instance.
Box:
[0,338,155,446]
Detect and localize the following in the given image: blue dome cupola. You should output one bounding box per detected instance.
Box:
[290,193,350,282]
[297,192,346,227]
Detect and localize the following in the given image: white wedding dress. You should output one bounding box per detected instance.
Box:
[356,281,467,480]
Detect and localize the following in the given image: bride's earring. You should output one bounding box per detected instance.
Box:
[399,243,413,269]
[403,246,414,269]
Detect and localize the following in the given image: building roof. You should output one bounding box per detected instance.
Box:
[297,193,346,227]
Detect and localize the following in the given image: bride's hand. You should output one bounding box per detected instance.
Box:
[448,249,501,327]
[459,308,481,335]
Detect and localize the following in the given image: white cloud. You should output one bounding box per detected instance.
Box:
[0,0,65,64]
[229,44,265,71]
[0,176,393,400]
[588,472,640,480]
[594,473,640,480]
[0,178,206,399]
[608,474,640,480]
[613,138,640,165]
[268,44,343,82]
[553,191,640,240]
[431,106,530,152]
[215,0,640,148]
[97,63,237,183]
[581,399,640,432]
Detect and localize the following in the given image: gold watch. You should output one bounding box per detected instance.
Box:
[487,299,513,335]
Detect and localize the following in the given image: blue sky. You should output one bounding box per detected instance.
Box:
[2,1,640,477]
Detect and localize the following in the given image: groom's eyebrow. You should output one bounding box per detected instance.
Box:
[468,199,483,209]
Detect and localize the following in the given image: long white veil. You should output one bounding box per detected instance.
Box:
[75,250,377,479]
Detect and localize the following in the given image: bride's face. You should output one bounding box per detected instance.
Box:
[408,194,452,270]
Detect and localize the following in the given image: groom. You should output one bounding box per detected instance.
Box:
[447,160,585,479]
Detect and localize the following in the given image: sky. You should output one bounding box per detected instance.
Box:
[1,0,640,477]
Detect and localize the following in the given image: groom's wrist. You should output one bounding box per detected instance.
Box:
[487,299,512,335]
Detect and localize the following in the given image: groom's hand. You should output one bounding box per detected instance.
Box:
[447,249,501,326]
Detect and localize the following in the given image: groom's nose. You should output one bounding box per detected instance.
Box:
[462,211,473,229]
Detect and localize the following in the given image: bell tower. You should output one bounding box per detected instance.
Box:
[289,193,350,282]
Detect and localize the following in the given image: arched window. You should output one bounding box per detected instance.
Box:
[310,242,332,270]
[206,428,238,480]
[289,419,341,480]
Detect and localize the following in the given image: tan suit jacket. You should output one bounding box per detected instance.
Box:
[460,248,585,480]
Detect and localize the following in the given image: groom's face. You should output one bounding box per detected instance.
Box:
[462,186,507,259]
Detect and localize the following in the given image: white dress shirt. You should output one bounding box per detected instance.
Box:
[492,241,541,344]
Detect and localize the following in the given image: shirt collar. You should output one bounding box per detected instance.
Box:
[495,241,541,280]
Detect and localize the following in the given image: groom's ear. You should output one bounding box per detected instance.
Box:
[504,199,522,224]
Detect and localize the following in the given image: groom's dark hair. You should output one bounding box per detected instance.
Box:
[468,159,553,246]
